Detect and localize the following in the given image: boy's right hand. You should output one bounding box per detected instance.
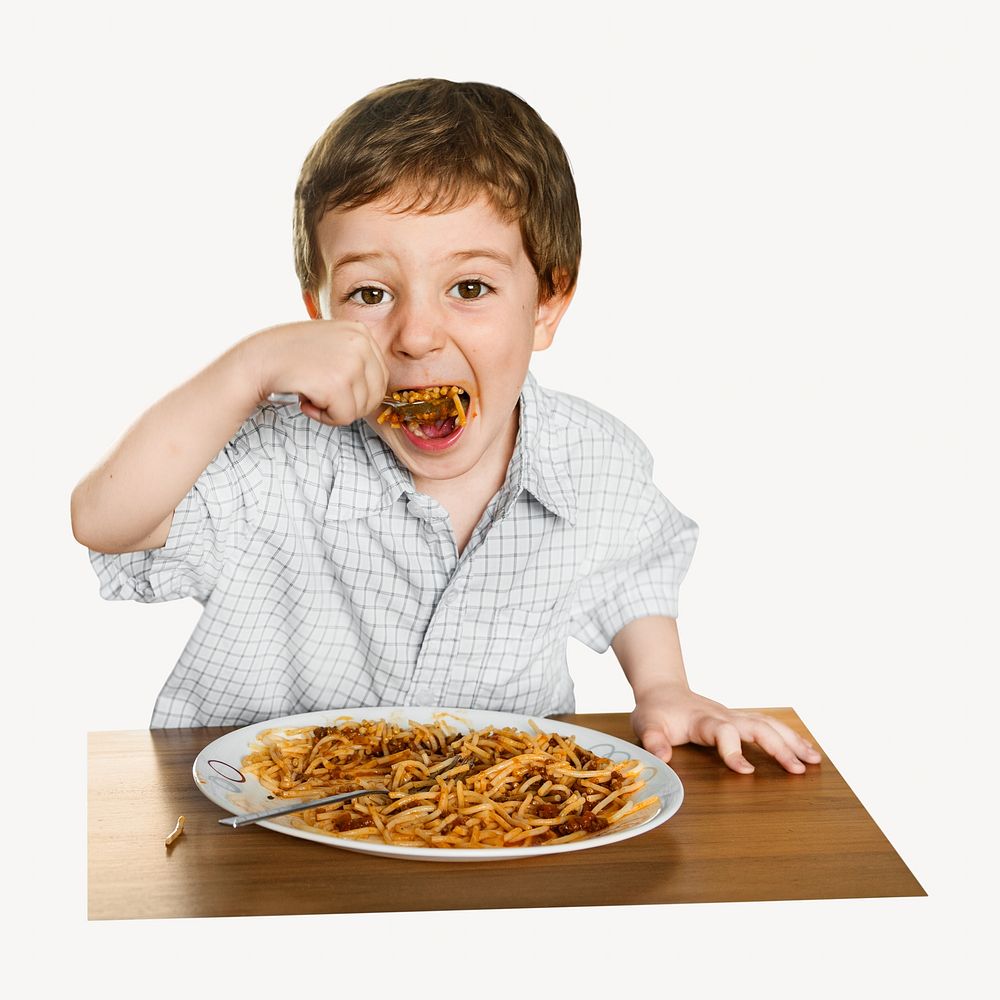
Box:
[251,320,389,426]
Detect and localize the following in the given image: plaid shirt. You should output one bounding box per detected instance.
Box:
[90,372,698,727]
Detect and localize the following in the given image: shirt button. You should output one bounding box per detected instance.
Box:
[441,589,461,607]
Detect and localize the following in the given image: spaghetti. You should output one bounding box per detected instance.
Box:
[240,717,656,848]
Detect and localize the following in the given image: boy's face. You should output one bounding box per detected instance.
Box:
[308,195,571,489]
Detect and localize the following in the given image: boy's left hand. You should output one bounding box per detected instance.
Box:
[612,617,821,775]
[631,683,822,774]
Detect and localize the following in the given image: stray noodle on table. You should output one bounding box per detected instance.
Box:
[240,717,657,848]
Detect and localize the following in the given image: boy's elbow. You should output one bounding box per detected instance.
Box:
[71,482,103,551]
[70,481,118,552]
[71,484,171,554]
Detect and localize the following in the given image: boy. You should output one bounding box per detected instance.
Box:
[72,79,819,775]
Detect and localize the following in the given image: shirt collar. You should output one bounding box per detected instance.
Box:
[324,371,577,525]
[502,371,577,524]
[325,421,412,522]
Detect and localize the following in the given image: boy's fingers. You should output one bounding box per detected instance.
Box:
[351,376,373,420]
[299,398,328,424]
[371,339,391,385]
[356,335,390,398]
[321,368,382,425]
[742,720,806,774]
[639,728,673,763]
[747,714,822,764]
[710,720,754,773]
[369,357,390,404]
[349,320,385,368]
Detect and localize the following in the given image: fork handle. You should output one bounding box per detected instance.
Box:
[268,393,404,408]
[218,788,387,828]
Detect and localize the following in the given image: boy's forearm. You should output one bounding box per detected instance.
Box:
[610,616,691,699]
[71,337,264,554]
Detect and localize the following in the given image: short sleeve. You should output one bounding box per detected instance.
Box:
[569,459,698,654]
[88,436,261,604]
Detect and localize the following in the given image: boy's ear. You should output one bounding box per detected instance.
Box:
[303,290,321,319]
[532,279,575,352]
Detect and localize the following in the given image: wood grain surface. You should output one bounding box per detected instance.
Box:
[88,709,925,920]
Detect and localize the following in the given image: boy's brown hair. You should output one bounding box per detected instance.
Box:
[293,79,581,302]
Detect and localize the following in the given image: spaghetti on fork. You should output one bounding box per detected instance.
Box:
[377,385,469,430]
[240,717,656,849]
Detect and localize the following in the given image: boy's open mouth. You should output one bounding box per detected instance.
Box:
[377,385,471,442]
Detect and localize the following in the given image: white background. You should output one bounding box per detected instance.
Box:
[4,0,997,994]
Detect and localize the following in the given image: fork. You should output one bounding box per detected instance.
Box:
[218,787,389,828]
[267,392,449,420]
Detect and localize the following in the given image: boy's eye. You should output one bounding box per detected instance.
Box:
[449,280,491,300]
[348,286,392,305]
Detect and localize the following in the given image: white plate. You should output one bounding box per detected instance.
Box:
[193,706,683,862]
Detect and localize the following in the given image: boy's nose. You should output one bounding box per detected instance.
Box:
[387,302,448,360]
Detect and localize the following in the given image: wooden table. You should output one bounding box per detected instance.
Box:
[88,709,924,920]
